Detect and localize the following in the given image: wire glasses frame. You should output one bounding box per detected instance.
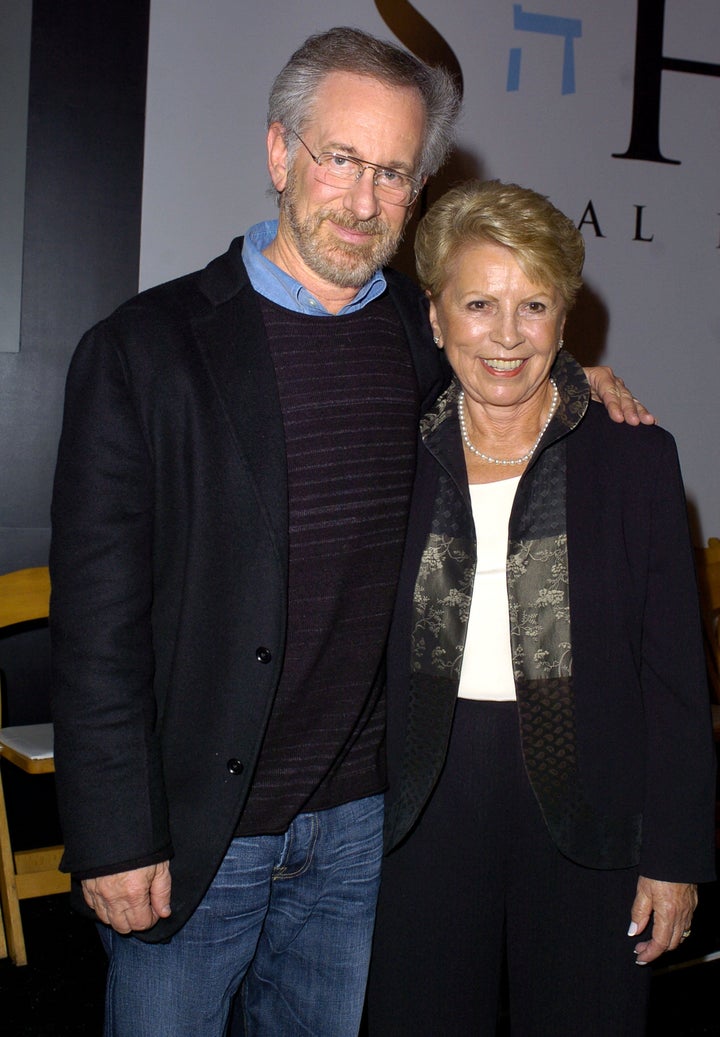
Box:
[292,132,421,207]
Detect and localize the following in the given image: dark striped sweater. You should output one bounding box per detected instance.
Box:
[235,291,420,834]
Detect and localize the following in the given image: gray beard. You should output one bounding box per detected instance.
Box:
[280,173,405,288]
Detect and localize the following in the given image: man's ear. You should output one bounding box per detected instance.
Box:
[267,122,289,193]
[405,176,427,220]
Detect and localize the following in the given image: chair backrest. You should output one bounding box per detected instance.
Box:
[695,538,720,702]
[0,567,51,630]
[0,568,52,730]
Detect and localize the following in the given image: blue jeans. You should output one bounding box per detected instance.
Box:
[101,794,384,1037]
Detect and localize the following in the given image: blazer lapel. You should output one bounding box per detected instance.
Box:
[192,240,288,560]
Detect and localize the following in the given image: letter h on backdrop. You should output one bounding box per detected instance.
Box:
[614,0,720,165]
[507,4,582,95]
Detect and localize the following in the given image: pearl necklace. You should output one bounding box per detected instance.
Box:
[458,380,559,466]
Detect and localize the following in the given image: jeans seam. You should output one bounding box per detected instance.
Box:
[272,813,319,881]
[273,824,294,878]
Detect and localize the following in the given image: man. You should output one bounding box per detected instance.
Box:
[50,26,650,1037]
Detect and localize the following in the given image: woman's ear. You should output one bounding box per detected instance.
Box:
[267,122,289,193]
[428,296,443,349]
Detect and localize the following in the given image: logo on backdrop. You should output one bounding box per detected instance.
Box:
[613,0,720,165]
[377,0,718,246]
[507,5,581,95]
[377,0,719,167]
[374,0,464,94]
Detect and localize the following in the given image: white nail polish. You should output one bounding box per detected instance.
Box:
[627,922,638,936]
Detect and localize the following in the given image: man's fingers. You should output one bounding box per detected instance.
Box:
[149,861,173,920]
[81,862,171,933]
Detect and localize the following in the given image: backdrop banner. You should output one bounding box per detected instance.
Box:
[140,0,719,541]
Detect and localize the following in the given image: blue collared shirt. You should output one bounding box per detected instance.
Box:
[242,220,387,315]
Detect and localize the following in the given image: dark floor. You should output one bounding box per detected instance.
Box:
[1,883,719,1036]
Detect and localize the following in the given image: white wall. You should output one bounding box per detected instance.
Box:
[140,0,720,543]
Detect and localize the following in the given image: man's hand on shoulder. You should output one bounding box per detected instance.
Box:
[584,366,656,425]
[82,861,172,934]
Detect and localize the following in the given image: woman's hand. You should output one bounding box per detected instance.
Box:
[584,367,656,425]
[628,876,697,964]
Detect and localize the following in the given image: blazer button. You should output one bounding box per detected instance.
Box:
[226,758,244,776]
[256,646,272,664]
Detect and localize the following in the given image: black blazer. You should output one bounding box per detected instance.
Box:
[49,238,446,940]
[384,394,716,883]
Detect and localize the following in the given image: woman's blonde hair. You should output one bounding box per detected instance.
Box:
[415,179,585,306]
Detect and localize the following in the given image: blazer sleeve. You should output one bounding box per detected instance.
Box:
[50,317,172,875]
[636,431,716,883]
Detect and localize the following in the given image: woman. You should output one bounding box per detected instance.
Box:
[367,180,716,1036]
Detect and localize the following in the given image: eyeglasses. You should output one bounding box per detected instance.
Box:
[292,132,421,207]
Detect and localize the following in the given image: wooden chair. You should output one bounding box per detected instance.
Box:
[0,566,70,965]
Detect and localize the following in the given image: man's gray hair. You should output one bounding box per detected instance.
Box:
[267,26,461,179]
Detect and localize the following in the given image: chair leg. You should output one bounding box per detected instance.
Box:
[0,885,7,959]
[0,770,27,965]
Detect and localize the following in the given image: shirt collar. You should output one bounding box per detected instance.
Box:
[242,220,387,315]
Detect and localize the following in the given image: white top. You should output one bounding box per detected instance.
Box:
[457,478,520,701]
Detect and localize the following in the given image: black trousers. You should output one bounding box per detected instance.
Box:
[368,700,650,1036]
